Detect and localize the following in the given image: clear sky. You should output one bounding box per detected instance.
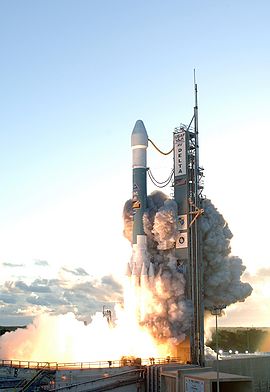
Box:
[0,0,269,326]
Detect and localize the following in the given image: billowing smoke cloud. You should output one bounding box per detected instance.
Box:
[0,190,253,362]
[141,258,193,344]
[200,199,252,308]
[204,345,217,360]
[123,191,252,343]
[124,191,192,344]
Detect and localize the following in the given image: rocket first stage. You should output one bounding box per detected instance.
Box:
[128,120,154,284]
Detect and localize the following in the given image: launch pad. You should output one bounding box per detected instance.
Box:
[0,356,263,391]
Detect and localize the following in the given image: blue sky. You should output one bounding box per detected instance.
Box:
[0,0,269,326]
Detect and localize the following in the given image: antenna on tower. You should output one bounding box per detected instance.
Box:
[193,68,198,136]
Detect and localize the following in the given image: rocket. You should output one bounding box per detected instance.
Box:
[128,120,151,284]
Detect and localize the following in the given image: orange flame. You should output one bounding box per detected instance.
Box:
[0,277,173,362]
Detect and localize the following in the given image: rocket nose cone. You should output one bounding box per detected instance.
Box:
[131,120,148,147]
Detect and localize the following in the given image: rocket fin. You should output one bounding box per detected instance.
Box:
[141,261,148,276]
[126,262,132,277]
[132,263,140,276]
[131,264,140,286]
[148,262,154,277]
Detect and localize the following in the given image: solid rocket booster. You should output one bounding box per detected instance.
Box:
[131,120,148,276]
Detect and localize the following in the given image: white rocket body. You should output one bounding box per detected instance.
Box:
[127,120,153,286]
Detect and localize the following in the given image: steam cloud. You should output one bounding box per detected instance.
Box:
[0,191,253,362]
[200,199,252,308]
[123,191,252,343]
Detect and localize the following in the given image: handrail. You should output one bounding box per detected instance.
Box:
[0,357,183,370]
[20,363,51,392]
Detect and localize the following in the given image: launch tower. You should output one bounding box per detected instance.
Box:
[173,81,205,365]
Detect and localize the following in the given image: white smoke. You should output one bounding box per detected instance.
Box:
[200,199,252,309]
[204,345,217,360]
[123,191,252,343]
[0,311,169,362]
[141,261,193,344]
[124,191,193,344]
[152,199,178,250]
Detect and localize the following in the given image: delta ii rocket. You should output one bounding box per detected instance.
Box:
[127,120,154,286]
